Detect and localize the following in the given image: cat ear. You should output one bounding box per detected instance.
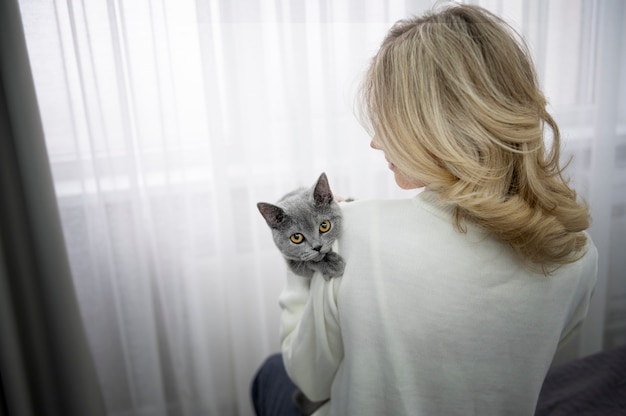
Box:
[313,172,333,206]
[257,202,286,228]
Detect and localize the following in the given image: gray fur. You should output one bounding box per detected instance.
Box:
[257,173,345,280]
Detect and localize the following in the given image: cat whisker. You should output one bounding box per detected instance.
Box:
[302,252,326,262]
[301,253,317,261]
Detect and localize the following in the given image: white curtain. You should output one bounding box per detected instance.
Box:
[17,0,625,415]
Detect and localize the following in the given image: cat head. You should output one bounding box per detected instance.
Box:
[257,172,342,262]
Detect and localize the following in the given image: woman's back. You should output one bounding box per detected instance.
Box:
[318,192,598,415]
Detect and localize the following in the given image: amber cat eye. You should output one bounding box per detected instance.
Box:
[319,220,331,233]
[290,233,304,244]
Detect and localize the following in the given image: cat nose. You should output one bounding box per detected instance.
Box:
[312,245,322,252]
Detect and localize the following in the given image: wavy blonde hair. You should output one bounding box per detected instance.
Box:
[360,4,590,273]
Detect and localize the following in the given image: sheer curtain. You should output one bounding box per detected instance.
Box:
[16,0,625,415]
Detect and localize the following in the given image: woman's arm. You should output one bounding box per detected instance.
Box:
[279,270,344,402]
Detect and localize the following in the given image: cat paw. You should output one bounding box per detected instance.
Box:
[321,252,346,280]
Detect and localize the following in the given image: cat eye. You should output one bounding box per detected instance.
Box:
[319,220,331,233]
[290,233,305,244]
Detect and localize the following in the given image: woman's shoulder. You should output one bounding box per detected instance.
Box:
[339,197,404,210]
[576,231,599,276]
[339,191,440,212]
[339,197,416,221]
[337,192,457,243]
[339,190,456,223]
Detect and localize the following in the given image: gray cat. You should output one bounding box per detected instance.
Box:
[257,172,345,281]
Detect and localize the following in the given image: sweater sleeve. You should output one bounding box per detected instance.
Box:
[279,270,344,401]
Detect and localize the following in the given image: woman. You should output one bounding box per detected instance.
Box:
[252,4,598,415]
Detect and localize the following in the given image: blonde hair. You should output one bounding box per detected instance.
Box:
[360,4,590,273]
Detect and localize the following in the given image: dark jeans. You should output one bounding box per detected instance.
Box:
[252,348,626,416]
[251,354,301,416]
[253,346,626,416]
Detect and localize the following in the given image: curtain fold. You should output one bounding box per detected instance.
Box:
[0,0,106,415]
[13,0,626,415]
[579,0,624,355]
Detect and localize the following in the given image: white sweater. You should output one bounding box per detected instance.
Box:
[279,190,598,416]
